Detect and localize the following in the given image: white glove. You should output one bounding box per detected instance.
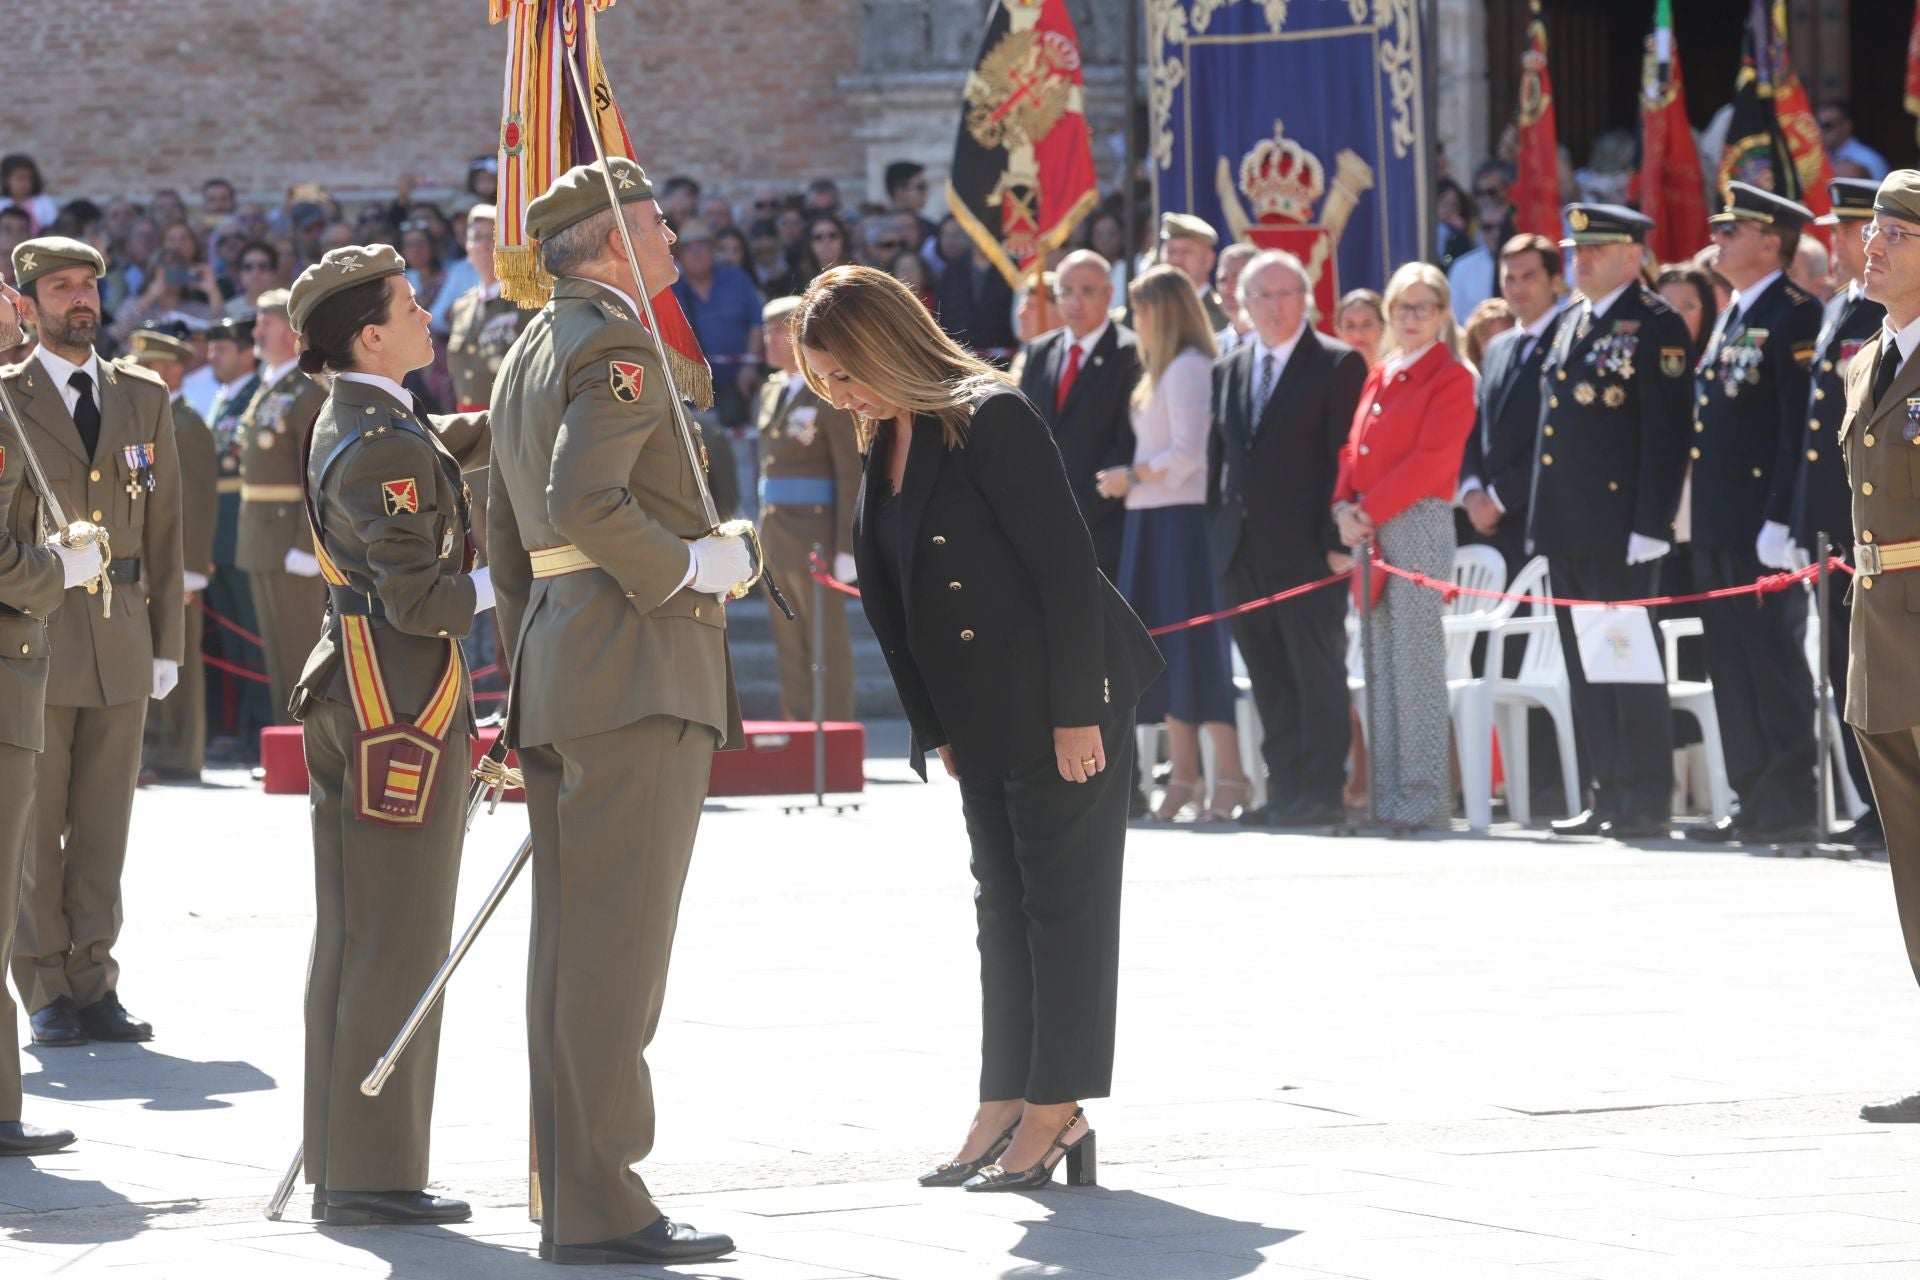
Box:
[833,552,858,584]
[46,537,99,589]
[690,531,754,596]
[1754,520,1796,570]
[469,565,495,614]
[284,548,322,578]
[1626,533,1671,566]
[151,659,179,701]
[182,570,209,595]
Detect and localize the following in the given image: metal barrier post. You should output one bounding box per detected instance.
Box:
[812,542,827,807]
[1360,537,1378,828]
[1816,534,1833,846]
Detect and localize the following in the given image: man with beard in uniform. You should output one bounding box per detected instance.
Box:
[128,325,215,783]
[1787,177,1884,850]
[0,277,96,1154]
[4,237,183,1047]
[237,289,326,723]
[488,157,747,1267]
[1531,205,1693,840]
[1687,182,1824,844]
[201,316,269,758]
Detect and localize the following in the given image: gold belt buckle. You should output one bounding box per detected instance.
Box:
[1857,542,1882,577]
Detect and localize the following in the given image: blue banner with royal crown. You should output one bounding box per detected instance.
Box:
[1149,0,1429,331]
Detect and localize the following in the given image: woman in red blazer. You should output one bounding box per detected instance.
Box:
[1332,262,1478,828]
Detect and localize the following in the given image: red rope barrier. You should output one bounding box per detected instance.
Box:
[195,598,265,647]
[203,653,270,684]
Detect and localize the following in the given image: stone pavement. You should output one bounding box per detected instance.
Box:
[3,730,1920,1278]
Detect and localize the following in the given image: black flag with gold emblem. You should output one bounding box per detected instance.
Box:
[946,0,1099,289]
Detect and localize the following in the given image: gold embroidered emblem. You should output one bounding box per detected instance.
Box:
[337,253,363,273]
[381,477,419,515]
[609,360,644,404]
[1567,208,1589,233]
[1602,385,1626,408]
[1660,347,1686,378]
[1573,382,1597,406]
[964,27,1076,152]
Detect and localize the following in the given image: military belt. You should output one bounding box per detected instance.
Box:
[530,544,596,578]
[105,557,140,584]
[327,584,387,620]
[216,477,244,495]
[1855,540,1920,579]
[241,483,305,503]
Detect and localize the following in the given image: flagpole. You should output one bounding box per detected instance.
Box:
[1123,0,1140,317]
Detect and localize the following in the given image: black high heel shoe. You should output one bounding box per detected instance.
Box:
[962,1108,1097,1192]
[918,1119,1017,1188]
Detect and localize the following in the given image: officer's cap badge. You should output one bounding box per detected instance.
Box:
[609,360,644,404]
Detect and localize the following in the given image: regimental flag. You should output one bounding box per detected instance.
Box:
[1509,2,1561,242]
[1152,2,1423,335]
[1640,0,1708,264]
[489,0,714,410]
[947,0,1100,288]
[1906,0,1920,145]
[1718,0,1831,226]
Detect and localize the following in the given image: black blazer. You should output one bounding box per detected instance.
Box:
[1018,323,1140,576]
[1460,311,1563,536]
[852,388,1164,782]
[1790,285,1883,549]
[1206,328,1367,590]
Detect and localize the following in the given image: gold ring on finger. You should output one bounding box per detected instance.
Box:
[1081,757,1097,769]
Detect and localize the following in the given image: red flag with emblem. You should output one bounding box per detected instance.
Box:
[1640,0,1708,264]
[1509,2,1561,242]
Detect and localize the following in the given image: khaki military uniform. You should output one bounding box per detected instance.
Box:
[237,367,326,721]
[756,371,859,719]
[3,352,183,1015]
[0,418,71,1121]
[446,284,525,562]
[143,392,215,775]
[489,275,741,1246]
[293,374,489,1194]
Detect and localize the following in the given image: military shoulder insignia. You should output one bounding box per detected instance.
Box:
[381,477,420,515]
[1660,347,1687,378]
[609,360,644,404]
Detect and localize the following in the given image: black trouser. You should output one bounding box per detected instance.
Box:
[958,713,1132,1105]
[1693,545,1816,828]
[1224,556,1348,811]
[1551,554,1674,824]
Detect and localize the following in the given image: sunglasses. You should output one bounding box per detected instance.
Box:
[240,261,274,271]
[1473,187,1505,200]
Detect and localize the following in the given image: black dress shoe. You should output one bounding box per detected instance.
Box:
[323,1189,472,1225]
[1861,1091,1920,1122]
[77,993,152,1042]
[30,996,85,1047]
[549,1216,735,1265]
[919,1121,1015,1187]
[1600,819,1673,840]
[0,1121,75,1156]
[1235,802,1281,827]
[1269,800,1346,828]
[1842,814,1886,851]
[1550,809,1608,837]
[1685,817,1745,844]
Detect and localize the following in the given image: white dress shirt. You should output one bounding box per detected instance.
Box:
[333,370,412,405]
[260,357,301,390]
[34,344,103,418]
[1247,324,1305,423]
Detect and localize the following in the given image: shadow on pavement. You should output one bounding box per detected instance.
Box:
[309,1225,744,1278]
[24,1043,275,1111]
[0,1168,196,1245]
[1003,1189,1297,1278]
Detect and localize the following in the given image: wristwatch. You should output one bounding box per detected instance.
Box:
[1125,466,1140,486]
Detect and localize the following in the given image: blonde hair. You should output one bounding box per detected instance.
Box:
[796,264,1012,450]
[1127,264,1218,408]
[1379,261,1462,361]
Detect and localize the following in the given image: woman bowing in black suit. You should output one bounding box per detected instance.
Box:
[795,265,1162,1192]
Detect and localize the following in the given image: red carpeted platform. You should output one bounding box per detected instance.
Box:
[260,720,864,799]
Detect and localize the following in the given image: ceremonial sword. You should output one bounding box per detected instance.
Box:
[556,40,794,621]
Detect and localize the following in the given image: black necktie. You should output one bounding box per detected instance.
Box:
[68,370,100,459]
[1875,341,1903,408]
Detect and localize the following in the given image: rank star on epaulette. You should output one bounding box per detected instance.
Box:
[381,477,419,515]
[609,360,644,403]
[602,302,629,321]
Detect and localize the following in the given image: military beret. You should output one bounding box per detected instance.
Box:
[1709,180,1814,233]
[207,315,255,346]
[1815,177,1878,225]
[12,236,105,288]
[127,328,194,366]
[1873,169,1920,226]
[286,245,406,334]
[1559,203,1653,247]
[763,295,800,325]
[525,158,654,242]
[1159,212,1218,245]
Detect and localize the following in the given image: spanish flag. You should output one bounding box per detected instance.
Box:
[946,0,1099,289]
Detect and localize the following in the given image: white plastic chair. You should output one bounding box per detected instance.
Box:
[1353,543,1516,740]
[1659,617,1732,823]
[1482,558,1581,827]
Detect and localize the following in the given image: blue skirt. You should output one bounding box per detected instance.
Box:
[1117,504,1238,725]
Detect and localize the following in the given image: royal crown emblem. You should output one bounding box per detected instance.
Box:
[1238,123,1326,226]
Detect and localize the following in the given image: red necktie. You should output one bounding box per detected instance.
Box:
[1056,343,1083,413]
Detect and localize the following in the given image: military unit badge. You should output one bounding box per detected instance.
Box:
[1660,347,1687,378]
[609,360,645,404]
[381,478,420,516]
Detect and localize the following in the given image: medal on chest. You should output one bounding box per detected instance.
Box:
[787,406,818,447]
[1905,397,1920,444]
[122,444,156,498]
[1585,322,1639,381]
[1718,329,1767,396]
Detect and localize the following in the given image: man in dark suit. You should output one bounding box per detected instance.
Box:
[1787,178,1884,849]
[1207,249,1367,826]
[1017,250,1139,581]
[1688,182,1824,844]
[1459,233,1565,575]
[1530,205,1693,840]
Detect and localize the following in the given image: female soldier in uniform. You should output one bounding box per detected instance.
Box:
[286,245,491,1225]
